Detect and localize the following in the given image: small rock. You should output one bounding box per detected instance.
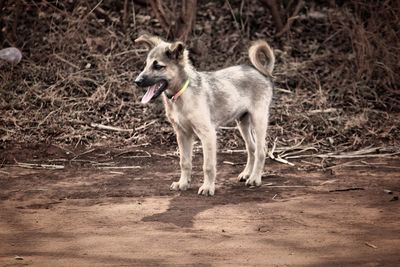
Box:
[0,47,22,65]
[14,256,24,260]
[258,226,269,233]
[390,196,398,201]
[383,189,393,195]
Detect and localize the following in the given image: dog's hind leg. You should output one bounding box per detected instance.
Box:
[245,111,268,187]
[170,129,194,191]
[237,113,256,182]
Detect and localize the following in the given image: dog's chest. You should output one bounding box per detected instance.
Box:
[163,99,193,131]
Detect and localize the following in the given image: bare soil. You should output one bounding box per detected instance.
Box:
[0,145,399,266]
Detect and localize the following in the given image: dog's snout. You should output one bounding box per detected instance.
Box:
[134,76,145,87]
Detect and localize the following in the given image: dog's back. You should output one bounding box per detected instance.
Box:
[195,40,275,127]
[196,65,272,127]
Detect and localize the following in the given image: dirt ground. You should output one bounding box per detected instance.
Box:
[0,144,399,267]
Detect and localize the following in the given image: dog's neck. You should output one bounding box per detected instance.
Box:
[164,79,190,101]
[164,64,199,102]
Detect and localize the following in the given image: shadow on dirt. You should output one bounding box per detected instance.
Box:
[142,181,292,228]
[142,156,317,228]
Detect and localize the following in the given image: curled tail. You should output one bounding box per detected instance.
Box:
[248,40,275,77]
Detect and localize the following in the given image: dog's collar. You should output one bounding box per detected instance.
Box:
[164,79,190,101]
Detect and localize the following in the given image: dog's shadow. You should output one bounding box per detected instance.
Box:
[142,183,277,228]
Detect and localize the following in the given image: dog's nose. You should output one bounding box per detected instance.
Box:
[134,76,145,87]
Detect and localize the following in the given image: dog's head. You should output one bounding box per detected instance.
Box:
[134,34,189,104]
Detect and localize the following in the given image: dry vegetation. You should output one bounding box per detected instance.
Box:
[0,0,399,157]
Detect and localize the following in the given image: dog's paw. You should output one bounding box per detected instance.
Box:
[238,171,250,182]
[198,183,215,196]
[245,176,262,187]
[170,181,190,191]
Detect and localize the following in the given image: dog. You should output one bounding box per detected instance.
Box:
[134,34,274,196]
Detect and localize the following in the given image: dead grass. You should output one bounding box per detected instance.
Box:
[0,0,399,155]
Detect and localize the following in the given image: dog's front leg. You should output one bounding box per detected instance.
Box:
[197,130,217,196]
[170,128,193,191]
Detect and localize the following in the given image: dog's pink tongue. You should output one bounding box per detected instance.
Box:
[141,85,157,104]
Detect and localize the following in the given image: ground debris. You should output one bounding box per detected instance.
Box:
[383,189,393,195]
[11,162,65,170]
[329,187,364,192]
[365,242,378,249]
[222,161,239,165]
[258,226,270,233]
[0,1,398,153]
[320,179,338,185]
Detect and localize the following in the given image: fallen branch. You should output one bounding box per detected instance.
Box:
[308,108,339,114]
[109,171,124,175]
[116,150,152,158]
[267,137,296,166]
[135,119,157,131]
[286,147,400,159]
[320,179,338,185]
[274,156,295,166]
[220,149,246,154]
[265,185,307,188]
[219,126,237,130]
[222,160,243,166]
[365,242,377,249]
[329,187,364,192]
[97,166,141,169]
[288,152,400,159]
[90,123,133,133]
[71,148,96,161]
[53,54,79,69]
[279,147,318,158]
[11,162,65,170]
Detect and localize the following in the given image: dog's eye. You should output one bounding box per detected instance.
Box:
[153,61,165,71]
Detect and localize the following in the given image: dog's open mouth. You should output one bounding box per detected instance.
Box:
[141,80,168,104]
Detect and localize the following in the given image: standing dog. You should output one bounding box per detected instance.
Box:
[135,35,274,196]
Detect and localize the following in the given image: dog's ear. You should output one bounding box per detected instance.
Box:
[166,41,185,60]
[135,34,161,49]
